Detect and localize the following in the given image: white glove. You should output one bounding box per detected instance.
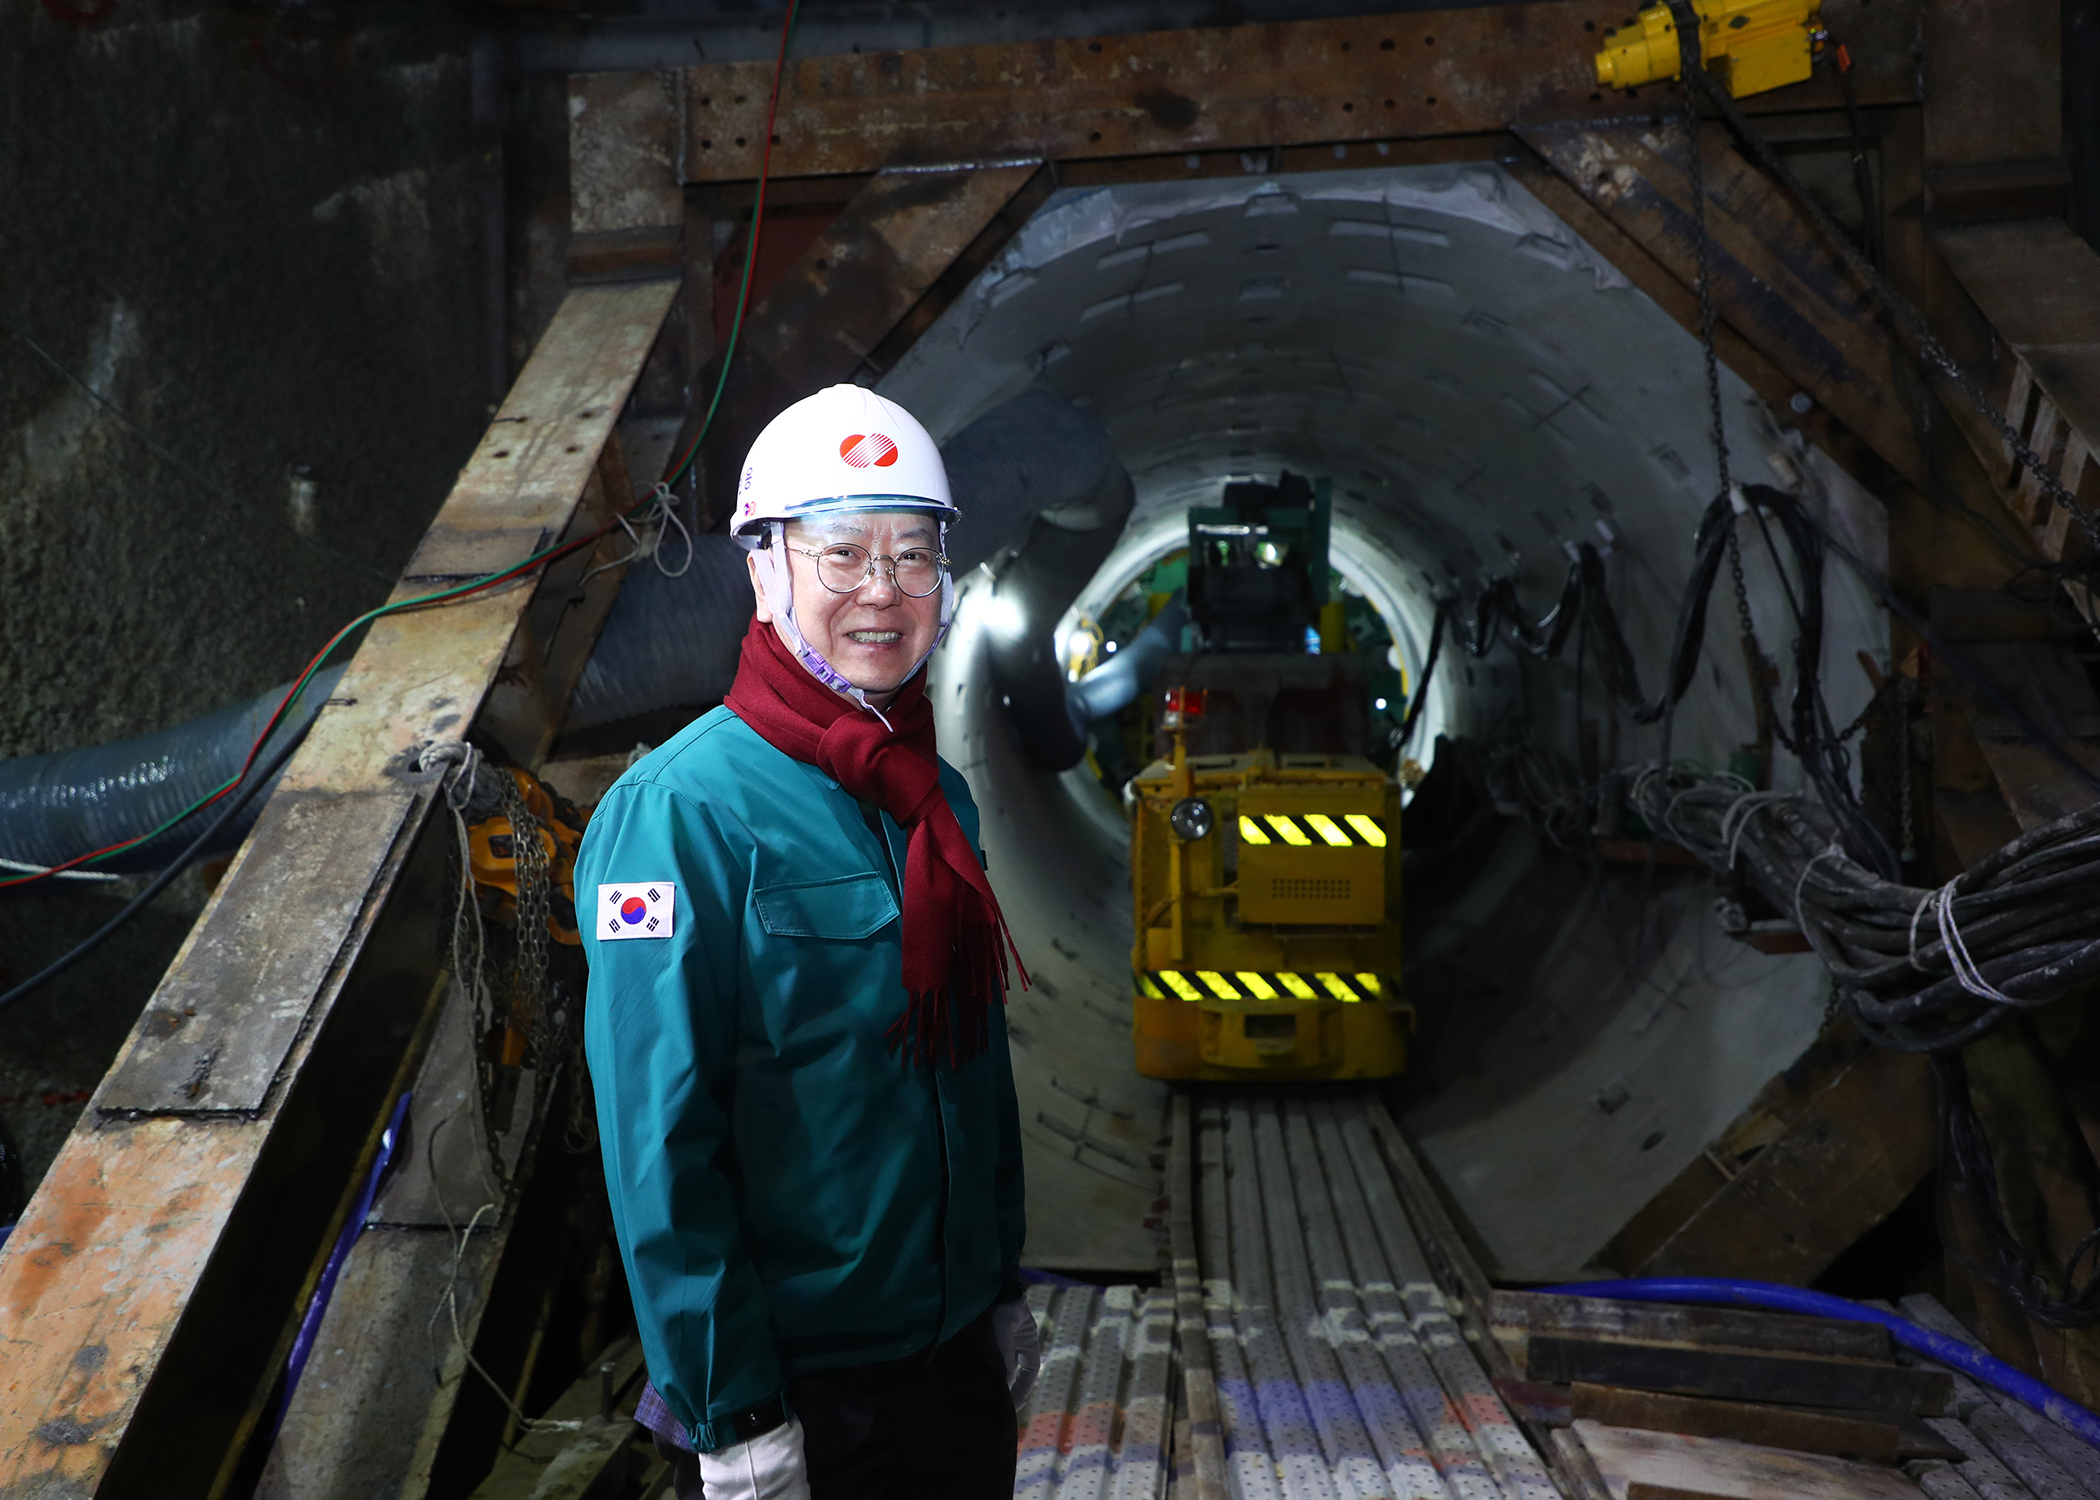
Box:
[992,1297,1042,1410]
[696,1415,810,1500]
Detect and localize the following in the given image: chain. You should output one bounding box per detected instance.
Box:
[496,771,552,1047]
[420,750,565,1201]
[1674,27,1797,758]
[1670,17,2100,557]
[493,772,565,1192]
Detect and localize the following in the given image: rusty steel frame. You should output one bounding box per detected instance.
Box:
[597,2,1922,185]
[0,280,677,1499]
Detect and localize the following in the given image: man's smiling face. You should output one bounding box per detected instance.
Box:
[748,510,944,706]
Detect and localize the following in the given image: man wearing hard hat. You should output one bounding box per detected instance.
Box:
[577,386,1037,1499]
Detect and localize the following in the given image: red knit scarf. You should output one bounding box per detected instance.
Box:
[724,617,1025,1066]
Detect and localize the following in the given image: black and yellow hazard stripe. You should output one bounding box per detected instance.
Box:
[1236,812,1388,848]
[1137,969,1386,1003]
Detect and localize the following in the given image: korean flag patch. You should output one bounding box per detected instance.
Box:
[598,883,676,941]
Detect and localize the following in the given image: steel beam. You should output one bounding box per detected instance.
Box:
[1933,221,2100,574]
[0,280,677,1498]
[694,162,1043,522]
[643,2,1921,184]
[1519,117,1926,489]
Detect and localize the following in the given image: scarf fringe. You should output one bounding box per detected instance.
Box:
[884,918,1021,1067]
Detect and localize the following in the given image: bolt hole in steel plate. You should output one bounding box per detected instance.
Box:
[1169,797,1214,840]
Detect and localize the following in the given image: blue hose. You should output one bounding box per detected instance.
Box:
[1543,1277,2100,1451]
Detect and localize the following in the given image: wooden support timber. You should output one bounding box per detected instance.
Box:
[0,280,676,1499]
[1600,1044,1936,1284]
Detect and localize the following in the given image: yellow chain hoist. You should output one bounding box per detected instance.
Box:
[468,767,585,946]
[1594,0,1823,99]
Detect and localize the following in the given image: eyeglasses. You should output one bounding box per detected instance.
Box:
[788,542,949,598]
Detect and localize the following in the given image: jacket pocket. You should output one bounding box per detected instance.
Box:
[754,872,900,940]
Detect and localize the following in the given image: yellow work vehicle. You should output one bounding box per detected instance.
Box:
[1120,474,1410,1079]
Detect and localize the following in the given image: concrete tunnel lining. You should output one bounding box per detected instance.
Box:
[875,162,1890,1274]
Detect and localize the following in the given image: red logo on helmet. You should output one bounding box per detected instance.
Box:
[839,433,900,469]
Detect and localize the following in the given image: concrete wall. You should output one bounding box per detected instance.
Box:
[0,3,483,1196]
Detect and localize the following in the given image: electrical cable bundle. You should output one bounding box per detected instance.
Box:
[1631,766,2100,1326]
[1394,483,1892,874]
[1632,768,2100,1054]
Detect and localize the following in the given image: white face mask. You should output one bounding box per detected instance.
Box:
[755,518,957,727]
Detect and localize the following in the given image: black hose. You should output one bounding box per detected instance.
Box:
[0,718,314,1016]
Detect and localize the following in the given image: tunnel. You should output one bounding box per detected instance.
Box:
[0,158,1895,1288]
[21,2,2100,1490]
[869,161,1890,1276]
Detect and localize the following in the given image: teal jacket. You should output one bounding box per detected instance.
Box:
[577,706,1026,1452]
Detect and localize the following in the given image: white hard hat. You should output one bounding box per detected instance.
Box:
[732,384,958,537]
[736,385,960,720]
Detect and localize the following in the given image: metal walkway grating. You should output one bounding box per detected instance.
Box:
[1018,1281,1179,1500]
[1189,1093,1560,1500]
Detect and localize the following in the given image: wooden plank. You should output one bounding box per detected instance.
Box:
[696,163,1038,523]
[1493,1291,1892,1366]
[658,1,1921,183]
[1554,1425,1619,1500]
[1631,1049,1938,1286]
[1574,1420,1928,1500]
[1571,1384,1903,1460]
[0,280,676,1500]
[1517,118,1925,488]
[1527,1338,1951,1416]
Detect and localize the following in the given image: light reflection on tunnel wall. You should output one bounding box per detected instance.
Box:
[889,162,1889,1276]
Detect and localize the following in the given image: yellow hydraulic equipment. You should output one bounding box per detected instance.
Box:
[1594,0,1822,100]
[1130,688,1409,1080]
[468,766,584,946]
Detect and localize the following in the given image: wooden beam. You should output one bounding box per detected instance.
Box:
[649,2,1922,184]
[1598,1034,1866,1276]
[1568,1385,1904,1461]
[1523,1339,1950,1415]
[1613,1047,1937,1285]
[1492,1292,1892,1368]
[0,281,677,1499]
[1517,117,1926,488]
[695,163,1041,524]
[1572,1420,1929,1500]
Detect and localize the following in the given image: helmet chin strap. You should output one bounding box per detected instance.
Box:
[757,521,957,731]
